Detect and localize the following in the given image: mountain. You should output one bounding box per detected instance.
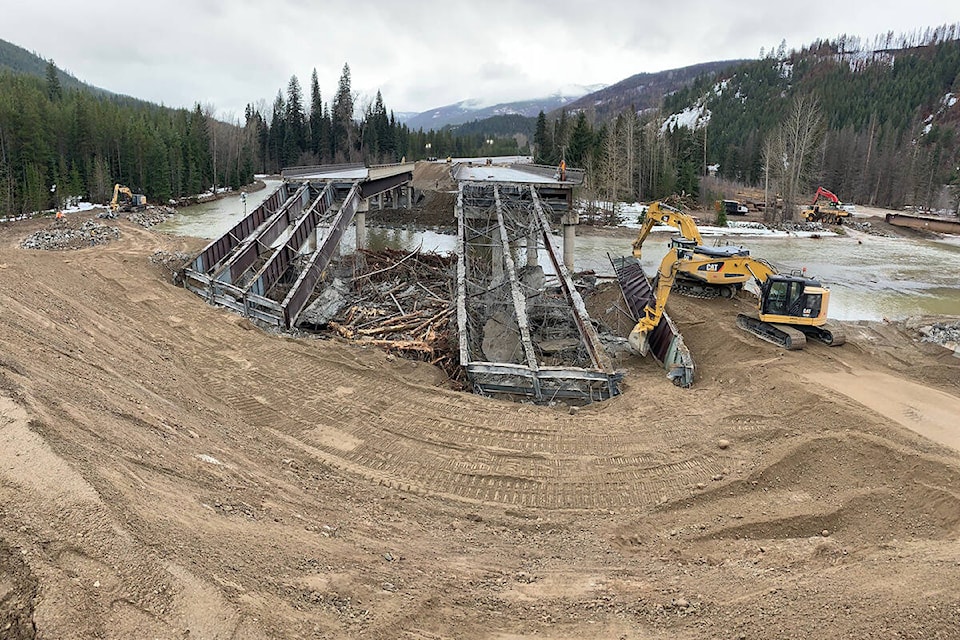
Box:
[0,37,111,97]
[403,86,604,131]
[554,60,748,121]
[653,34,960,208]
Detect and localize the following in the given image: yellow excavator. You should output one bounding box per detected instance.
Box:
[632,201,755,298]
[628,243,845,353]
[109,184,147,213]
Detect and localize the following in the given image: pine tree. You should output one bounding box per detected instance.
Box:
[284,75,306,166]
[331,63,354,161]
[45,59,62,102]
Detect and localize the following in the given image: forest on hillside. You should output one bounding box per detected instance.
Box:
[529,26,960,214]
[0,59,522,216]
[2,26,959,217]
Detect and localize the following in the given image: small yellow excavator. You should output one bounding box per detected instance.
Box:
[628,243,845,353]
[109,184,147,213]
[632,201,754,298]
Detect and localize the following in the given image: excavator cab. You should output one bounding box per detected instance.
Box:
[759,276,824,320]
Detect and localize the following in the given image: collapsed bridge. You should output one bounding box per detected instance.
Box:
[180,159,694,401]
[182,163,413,327]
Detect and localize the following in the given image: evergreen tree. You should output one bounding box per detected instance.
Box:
[331,63,354,161]
[45,59,61,102]
[533,111,555,164]
[566,112,593,167]
[284,75,306,166]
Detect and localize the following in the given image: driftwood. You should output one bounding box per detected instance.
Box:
[320,249,464,385]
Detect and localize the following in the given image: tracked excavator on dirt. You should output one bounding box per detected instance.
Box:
[626,243,845,353]
[110,184,147,213]
[735,260,846,350]
[632,201,755,299]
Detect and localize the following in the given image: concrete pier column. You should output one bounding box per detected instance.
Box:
[407,186,413,208]
[377,193,384,211]
[356,211,367,250]
[356,198,369,250]
[561,210,579,271]
[526,227,538,267]
[492,242,504,284]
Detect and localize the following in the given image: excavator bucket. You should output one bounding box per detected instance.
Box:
[610,255,695,387]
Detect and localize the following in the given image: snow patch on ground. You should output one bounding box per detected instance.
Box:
[662,104,711,132]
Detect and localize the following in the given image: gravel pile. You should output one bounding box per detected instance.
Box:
[20,220,121,250]
[127,206,177,228]
[845,220,892,237]
[919,322,960,347]
[779,221,826,233]
[150,250,194,283]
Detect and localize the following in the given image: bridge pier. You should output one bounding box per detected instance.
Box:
[526,226,538,267]
[561,210,578,271]
[356,198,369,250]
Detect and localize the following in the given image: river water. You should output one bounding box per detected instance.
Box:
[161,186,960,322]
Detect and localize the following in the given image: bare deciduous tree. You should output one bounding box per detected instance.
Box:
[765,94,825,221]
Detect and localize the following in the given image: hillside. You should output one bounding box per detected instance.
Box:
[0,38,112,97]
[660,36,960,208]
[556,60,747,121]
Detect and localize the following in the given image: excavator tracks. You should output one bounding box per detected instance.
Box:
[799,322,847,346]
[736,314,807,350]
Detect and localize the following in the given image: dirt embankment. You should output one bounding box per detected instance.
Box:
[1,214,959,638]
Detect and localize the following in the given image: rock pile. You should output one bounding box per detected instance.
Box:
[149,250,193,283]
[779,221,826,233]
[845,220,892,237]
[20,220,120,250]
[919,321,960,348]
[126,206,177,228]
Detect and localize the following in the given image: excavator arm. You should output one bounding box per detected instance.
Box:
[628,247,683,353]
[631,201,704,259]
[812,187,840,206]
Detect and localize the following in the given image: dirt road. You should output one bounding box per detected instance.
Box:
[1,214,959,638]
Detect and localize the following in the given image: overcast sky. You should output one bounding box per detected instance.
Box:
[3,0,957,120]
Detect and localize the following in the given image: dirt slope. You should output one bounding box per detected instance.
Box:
[1,215,959,639]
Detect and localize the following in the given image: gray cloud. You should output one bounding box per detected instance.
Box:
[3,0,957,118]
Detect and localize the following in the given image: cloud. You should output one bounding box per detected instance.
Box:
[2,0,958,118]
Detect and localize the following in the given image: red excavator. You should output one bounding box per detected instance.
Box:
[801,187,850,225]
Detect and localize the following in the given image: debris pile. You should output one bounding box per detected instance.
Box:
[97,205,177,227]
[779,221,826,233]
[919,321,960,348]
[845,220,892,237]
[314,248,462,381]
[150,250,194,283]
[127,206,177,228]
[20,220,120,250]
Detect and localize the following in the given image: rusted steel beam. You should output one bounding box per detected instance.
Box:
[213,183,310,285]
[189,184,288,274]
[282,184,363,328]
[359,171,413,199]
[493,187,541,380]
[245,184,333,297]
[885,212,960,234]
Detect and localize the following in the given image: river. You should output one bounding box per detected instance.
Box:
[161,186,960,322]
